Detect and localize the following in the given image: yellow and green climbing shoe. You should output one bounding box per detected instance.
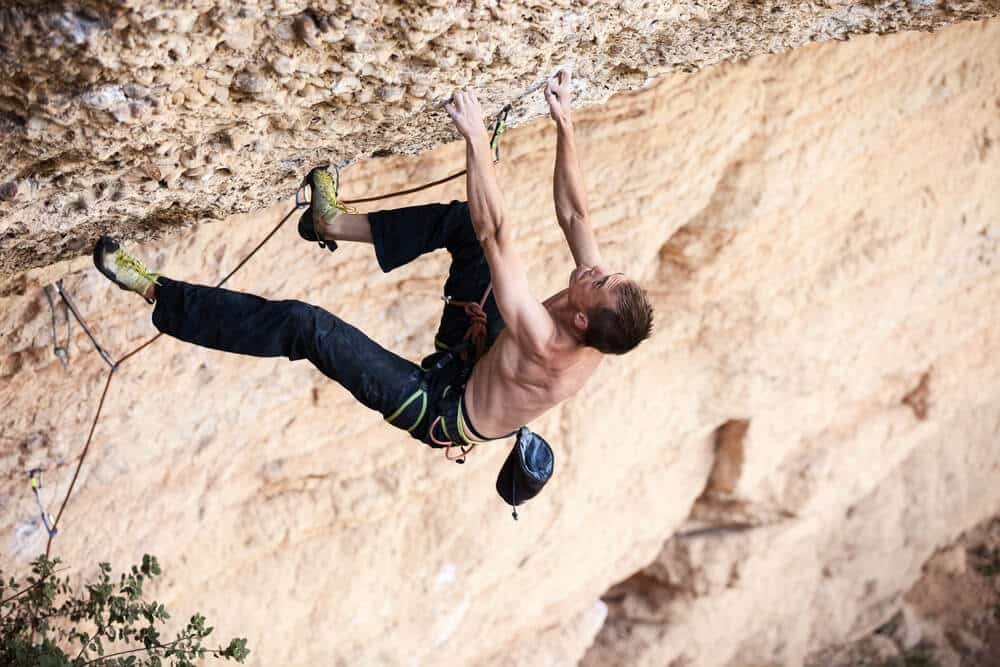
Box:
[93,236,161,303]
[297,166,357,253]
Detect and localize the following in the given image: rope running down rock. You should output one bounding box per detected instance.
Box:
[36,80,543,557]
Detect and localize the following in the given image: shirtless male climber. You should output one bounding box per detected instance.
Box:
[92,70,653,506]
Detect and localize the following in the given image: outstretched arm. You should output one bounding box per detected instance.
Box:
[445,90,554,354]
[546,70,603,268]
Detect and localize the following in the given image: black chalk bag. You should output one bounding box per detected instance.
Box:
[495,427,554,520]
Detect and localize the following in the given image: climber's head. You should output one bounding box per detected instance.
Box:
[567,265,653,355]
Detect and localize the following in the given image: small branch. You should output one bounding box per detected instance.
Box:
[0,566,71,606]
[79,632,218,666]
[74,622,105,664]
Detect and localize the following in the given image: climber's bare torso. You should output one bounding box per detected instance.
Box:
[464,289,602,438]
[464,266,627,438]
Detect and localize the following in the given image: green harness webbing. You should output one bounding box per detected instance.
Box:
[385,389,427,433]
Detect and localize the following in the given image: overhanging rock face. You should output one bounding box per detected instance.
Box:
[1,5,999,667]
[1,0,999,278]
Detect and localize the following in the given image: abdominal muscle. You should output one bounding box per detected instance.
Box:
[463,329,601,440]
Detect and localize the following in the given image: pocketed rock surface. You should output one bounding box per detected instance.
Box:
[2,10,1000,667]
[1,1,999,279]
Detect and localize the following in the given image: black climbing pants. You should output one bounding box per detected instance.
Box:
[151,200,505,448]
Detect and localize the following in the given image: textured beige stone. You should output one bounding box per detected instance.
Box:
[2,1,1000,277]
[1,10,999,667]
[580,20,1000,665]
[926,544,968,578]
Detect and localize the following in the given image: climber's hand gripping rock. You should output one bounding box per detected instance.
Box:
[544,68,573,123]
[445,89,489,144]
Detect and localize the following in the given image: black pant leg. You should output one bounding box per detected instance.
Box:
[368,200,473,273]
[368,201,504,352]
[151,277,422,417]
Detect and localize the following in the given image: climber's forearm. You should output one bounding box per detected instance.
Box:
[465,134,508,245]
[553,118,589,229]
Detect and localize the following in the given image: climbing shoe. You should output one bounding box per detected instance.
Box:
[92,236,161,304]
[297,208,336,252]
[297,166,357,253]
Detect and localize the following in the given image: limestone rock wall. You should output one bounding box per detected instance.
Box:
[805,515,1000,666]
[579,19,1000,667]
[1,10,1000,667]
[2,1,999,279]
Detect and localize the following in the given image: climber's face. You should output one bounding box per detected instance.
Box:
[567,265,626,314]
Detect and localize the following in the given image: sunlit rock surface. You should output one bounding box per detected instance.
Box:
[1,7,1000,667]
[1,0,998,277]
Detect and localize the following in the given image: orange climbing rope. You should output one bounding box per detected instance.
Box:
[41,203,298,558]
[443,284,493,362]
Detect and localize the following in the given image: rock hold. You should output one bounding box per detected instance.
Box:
[331,75,362,95]
[80,85,127,111]
[232,69,271,97]
[293,13,321,49]
[223,24,255,51]
[0,180,18,201]
[271,56,295,77]
[48,9,106,47]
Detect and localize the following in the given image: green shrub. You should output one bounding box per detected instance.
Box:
[1,554,249,667]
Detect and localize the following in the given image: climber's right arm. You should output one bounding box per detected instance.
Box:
[446,89,555,354]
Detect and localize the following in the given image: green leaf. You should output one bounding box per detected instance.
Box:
[222,637,251,662]
[140,555,161,578]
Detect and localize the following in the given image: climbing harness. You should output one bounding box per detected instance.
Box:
[44,282,70,369]
[418,280,511,466]
[426,396,482,465]
[36,74,558,554]
[384,388,428,434]
[29,468,58,537]
[414,344,485,465]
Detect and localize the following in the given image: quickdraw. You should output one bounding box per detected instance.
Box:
[29,468,58,537]
[44,282,70,369]
[53,280,117,369]
[489,104,511,162]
